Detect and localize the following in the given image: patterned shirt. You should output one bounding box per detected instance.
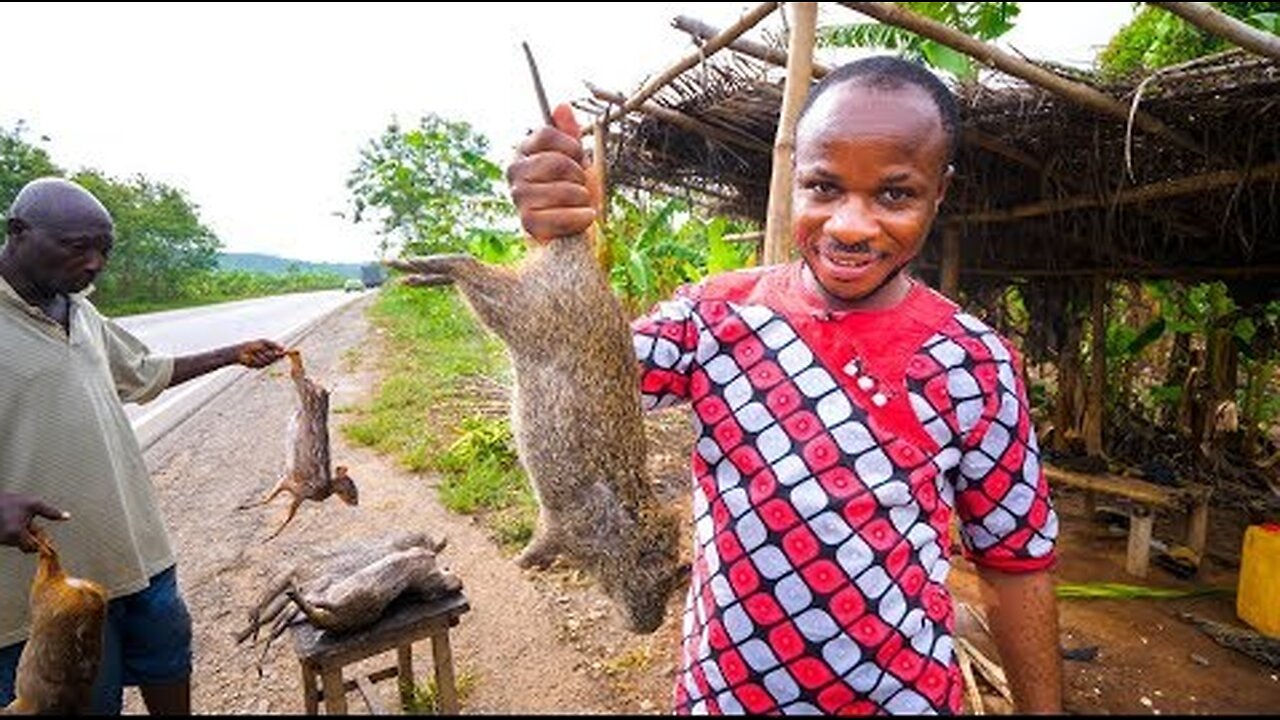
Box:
[632,263,1057,715]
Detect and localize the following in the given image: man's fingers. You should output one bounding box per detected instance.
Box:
[30,501,69,522]
[551,103,582,138]
[523,208,596,242]
[515,126,585,166]
[512,182,593,213]
[508,152,589,187]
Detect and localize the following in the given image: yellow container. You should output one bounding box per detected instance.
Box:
[1237,523,1280,638]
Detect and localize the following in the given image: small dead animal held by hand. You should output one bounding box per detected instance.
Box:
[239,349,358,539]
[383,43,681,634]
[2,527,107,715]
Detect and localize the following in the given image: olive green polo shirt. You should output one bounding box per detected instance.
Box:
[0,275,175,647]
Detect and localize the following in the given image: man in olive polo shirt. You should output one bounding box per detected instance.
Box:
[0,177,286,714]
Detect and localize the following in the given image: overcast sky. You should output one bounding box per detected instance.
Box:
[2,2,1136,264]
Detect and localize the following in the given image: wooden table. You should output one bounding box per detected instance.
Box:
[290,591,470,714]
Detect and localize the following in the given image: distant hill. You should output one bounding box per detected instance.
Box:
[217,252,364,279]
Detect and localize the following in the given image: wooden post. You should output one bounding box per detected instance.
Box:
[940,225,961,299]
[1185,495,1211,560]
[1126,506,1154,578]
[397,645,415,707]
[1083,274,1107,457]
[301,663,319,715]
[431,631,459,714]
[1054,320,1083,454]
[763,2,818,266]
[592,117,613,274]
[321,666,348,714]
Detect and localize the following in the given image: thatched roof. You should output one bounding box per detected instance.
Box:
[582,46,1280,311]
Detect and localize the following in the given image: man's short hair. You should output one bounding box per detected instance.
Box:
[798,55,960,163]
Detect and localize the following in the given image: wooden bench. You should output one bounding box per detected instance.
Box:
[290,591,470,715]
[1044,464,1212,578]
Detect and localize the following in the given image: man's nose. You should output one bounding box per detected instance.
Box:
[83,250,107,274]
[826,195,878,243]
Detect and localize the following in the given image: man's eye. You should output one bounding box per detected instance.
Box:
[881,187,914,204]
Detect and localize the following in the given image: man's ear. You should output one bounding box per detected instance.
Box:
[5,217,25,238]
[935,164,955,211]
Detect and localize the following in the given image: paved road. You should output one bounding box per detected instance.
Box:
[115,289,368,449]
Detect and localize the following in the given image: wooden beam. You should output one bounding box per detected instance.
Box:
[837,2,1205,156]
[1151,2,1280,64]
[953,161,1280,224]
[674,14,833,78]
[585,83,771,153]
[1084,274,1107,457]
[724,230,765,244]
[763,2,818,266]
[588,2,780,135]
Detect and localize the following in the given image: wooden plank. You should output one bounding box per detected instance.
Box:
[1043,466,1184,509]
[1127,507,1155,578]
[355,674,388,715]
[291,592,469,667]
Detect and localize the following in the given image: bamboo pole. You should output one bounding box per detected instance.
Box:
[953,161,1280,224]
[585,83,771,153]
[837,2,1205,156]
[763,2,818,267]
[1151,2,1280,64]
[1084,274,1107,457]
[586,2,780,135]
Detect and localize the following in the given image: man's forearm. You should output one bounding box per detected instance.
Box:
[170,347,238,388]
[976,567,1063,713]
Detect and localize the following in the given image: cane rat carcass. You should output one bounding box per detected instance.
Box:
[382,45,680,634]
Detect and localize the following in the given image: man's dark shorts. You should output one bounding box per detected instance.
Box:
[0,565,192,714]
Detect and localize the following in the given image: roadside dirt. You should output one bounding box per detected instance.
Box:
[125,295,1280,714]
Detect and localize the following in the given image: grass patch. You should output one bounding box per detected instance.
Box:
[402,668,478,714]
[343,283,535,548]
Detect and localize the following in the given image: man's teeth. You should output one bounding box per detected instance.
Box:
[828,254,874,268]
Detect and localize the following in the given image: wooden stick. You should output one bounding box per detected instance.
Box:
[953,161,1280,224]
[956,637,1013,703]
[585,83,771,153]
[1084,273,1107,457]
[836,2,1204,157]
[674,14,833,78]
[1151,2,1280,63]
[955,641,986,715]
[763,2,818,266]
[588,2,781,135]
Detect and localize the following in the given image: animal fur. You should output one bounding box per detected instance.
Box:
[240,349,358,539]
[390,233,682,633]
[2,529,107,715]
[236,532,458,666]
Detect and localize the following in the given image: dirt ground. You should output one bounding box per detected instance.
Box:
[124,295,1280,714]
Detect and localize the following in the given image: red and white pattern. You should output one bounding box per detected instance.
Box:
[632,264,1057,715]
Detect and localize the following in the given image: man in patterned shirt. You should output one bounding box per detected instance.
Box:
[507,56,1062,714]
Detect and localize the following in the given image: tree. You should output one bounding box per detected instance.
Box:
[1099,2,1280,77]
[74,171,220,303]
[818,2,1020,80]
[0,122,62,211]
[347,114,512,257]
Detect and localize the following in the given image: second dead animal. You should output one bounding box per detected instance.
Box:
[239,349,358,539]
